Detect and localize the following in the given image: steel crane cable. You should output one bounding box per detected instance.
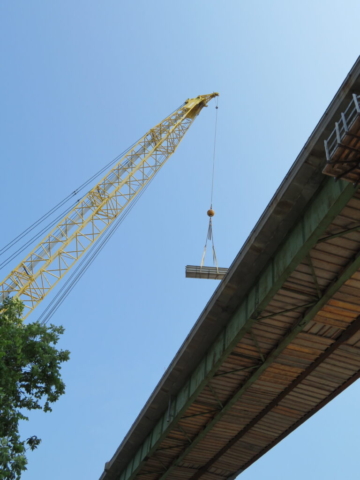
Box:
[201,98,219,269]
[37,172,159,325]
[0,148,137,258]
[0,195,76,257]
[0,154,138,268]
[0,199,79,270]
[0,102,184,260]
[210,96,219,209]
[37,169,161,325]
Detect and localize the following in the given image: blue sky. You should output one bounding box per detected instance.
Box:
[1,1,360,479]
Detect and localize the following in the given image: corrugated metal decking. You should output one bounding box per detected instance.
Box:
[99,57,360,480]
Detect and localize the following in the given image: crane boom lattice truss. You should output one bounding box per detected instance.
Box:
[0,93,218,319]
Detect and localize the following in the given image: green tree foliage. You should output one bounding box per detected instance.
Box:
[0,297,70,479]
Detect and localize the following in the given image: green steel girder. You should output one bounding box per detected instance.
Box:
[206,383,224,409]
[214,365,260,378]
[176,424,192,445]
[256,301,317,320]
[249,329,265,362]
[306,254,322,299]
[119,178,356,480]
[318,224,360,243]
[181,410,219,420]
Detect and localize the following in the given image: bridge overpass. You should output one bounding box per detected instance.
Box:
[100,56,360,480]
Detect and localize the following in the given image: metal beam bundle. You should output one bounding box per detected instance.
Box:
[185,266,228,280]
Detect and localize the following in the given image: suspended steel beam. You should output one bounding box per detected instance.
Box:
[185,265,228,280]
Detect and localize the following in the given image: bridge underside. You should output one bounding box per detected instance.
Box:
[155,183,360,480]
[100,57,360,480]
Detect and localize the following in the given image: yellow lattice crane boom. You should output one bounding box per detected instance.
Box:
[0,93,218,319]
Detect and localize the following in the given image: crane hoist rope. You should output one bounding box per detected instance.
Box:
[0,93,219,319]
[0,134,150,263]
[201,96,219,270]
[37,172,157,325]
[0,142,150,272]
[210,96,219,208]
[0,102,187,260]
[185,97,228,281]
